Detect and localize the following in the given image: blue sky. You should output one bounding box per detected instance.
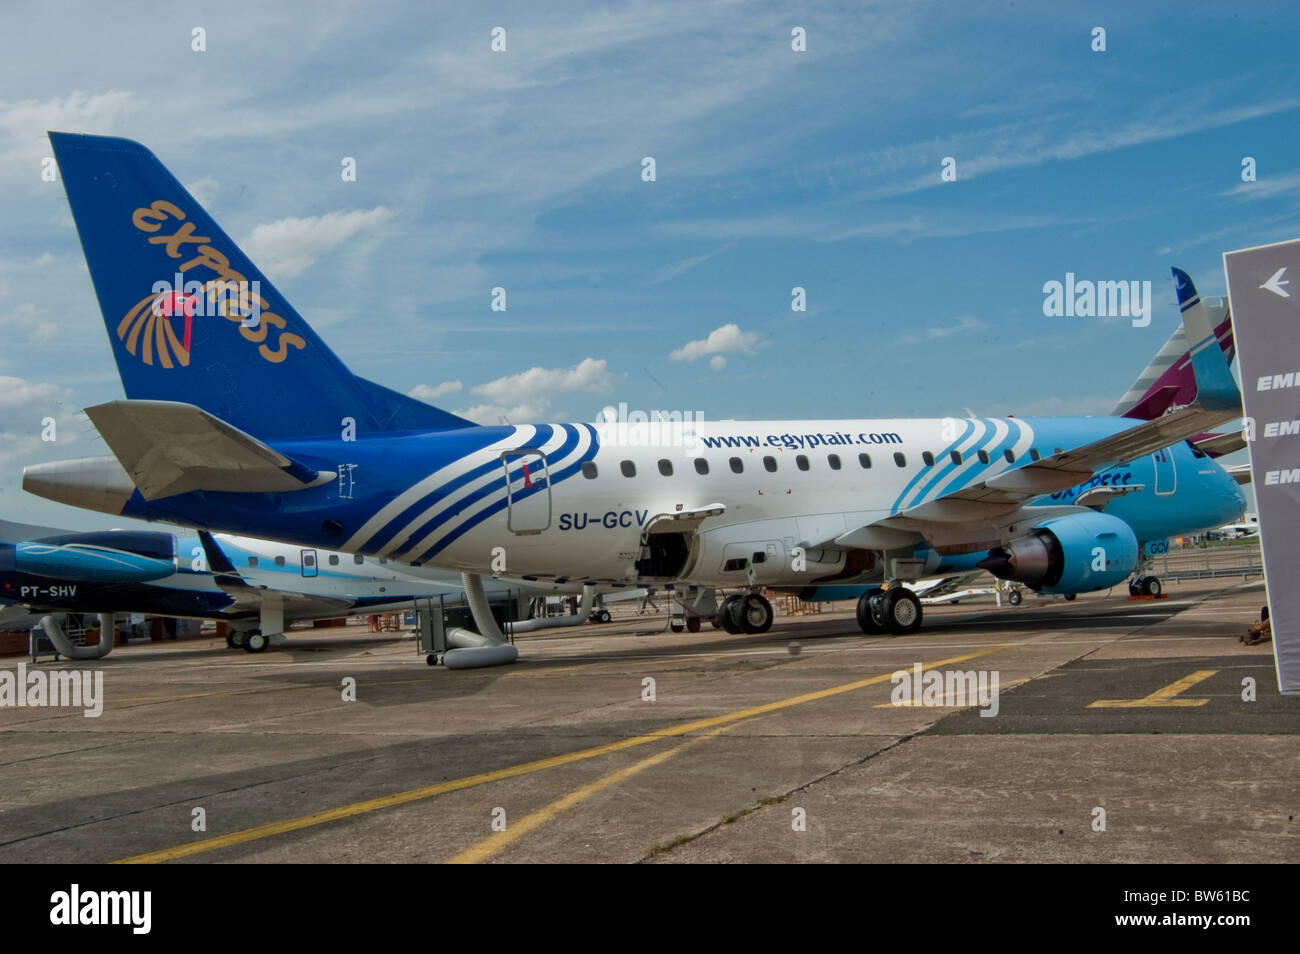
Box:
[1,0,1296,528]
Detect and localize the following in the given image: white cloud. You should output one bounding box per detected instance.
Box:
[709,355,726,371]
[1222,169,1300,201]
[888,315,987,350]
[471,357,614,404]
[669,323,760,362]
[650,242,735,285]
[408,380,463,401]
[0,90,138,170]
[187,176,220,206]
[0,375,82,469]
[242,206,394,278]
[0,303,58,344]
[455,402,552,425]
[458,358,615,424]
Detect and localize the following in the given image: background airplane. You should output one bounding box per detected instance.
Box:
[0,519,583,658]
[23,133,1246,664]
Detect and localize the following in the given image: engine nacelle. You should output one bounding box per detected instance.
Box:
[979,512,1137,595]
[0,531,176,583]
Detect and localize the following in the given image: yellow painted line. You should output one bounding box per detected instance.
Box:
[113,646,1002,864]
[446,720,747,864]
[1088,669,1218,708]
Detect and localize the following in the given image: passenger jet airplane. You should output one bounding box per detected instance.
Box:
[23,133,1245,659]
[0,519,549,655]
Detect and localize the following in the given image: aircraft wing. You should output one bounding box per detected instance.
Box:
[851,281,1242,538]
[880,403,1238,530]
[84,400,336,500]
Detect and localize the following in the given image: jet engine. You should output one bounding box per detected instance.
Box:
[978,512,1138,595]
[0,531,176,583]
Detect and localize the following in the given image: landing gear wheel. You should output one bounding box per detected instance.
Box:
[597,609,612,623]
[670,621,685,633]
[243,630,268,653]
[855,588,886,634]
[229,630,247,649]
[717,596,745,634]
[1128,579,1143,597]
[1143,576,1162,597]
[426,654,438,666]
[686,616,701,633]
[1007,589,1023,607]
[729,593,773,634]
[1063,593,1077,601]
[882,589,923,635]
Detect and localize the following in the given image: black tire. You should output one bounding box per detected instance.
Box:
[598,609,612,623]
[225,631,239,649]
[1144,577,1162,597]
[670,622,685,633]
[244,630,268,653]
[856,588,886,634]
[730,594,773,634]
[1063,593,1077,602]
[883,589,923,635]
[718,596,744,634]
[1008,589,1022,607]
[426,654,438,666]
[230,630,246,649]
[686,616,701,633]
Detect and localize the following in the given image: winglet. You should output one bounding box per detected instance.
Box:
[1174,267,1240,412]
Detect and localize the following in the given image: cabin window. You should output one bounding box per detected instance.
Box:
[694,458,709,475]
[977,450,989,465]
[763,456,778,472]
[828,454,842,470]
[1003,449,1015,463]
[858,453,872,469]
[247,557,258,568]
[1029,448,1041,461]
[274,556,286,567]
[922,451,935,466]
[658,459,673,476]
[354,554,364,564]
[894,452,907,468]
[620,460,636,478]
[582,461,598,479]
[329,555,339,566]
[951,451,963,466]
[729,457,744,474]
[796,455,810,471]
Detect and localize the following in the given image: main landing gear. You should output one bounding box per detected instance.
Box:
[713,592,774,635]
[855,586,923,636]
[227,628,270,652]
[1129,576,1163,597]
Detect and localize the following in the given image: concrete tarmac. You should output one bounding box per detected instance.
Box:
[0,578,1293,863]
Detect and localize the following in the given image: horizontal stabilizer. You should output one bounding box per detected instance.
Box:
[85,400,335,500]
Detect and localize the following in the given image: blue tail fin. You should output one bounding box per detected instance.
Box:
[49,132,473,439]
[1173,266,1241,413]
